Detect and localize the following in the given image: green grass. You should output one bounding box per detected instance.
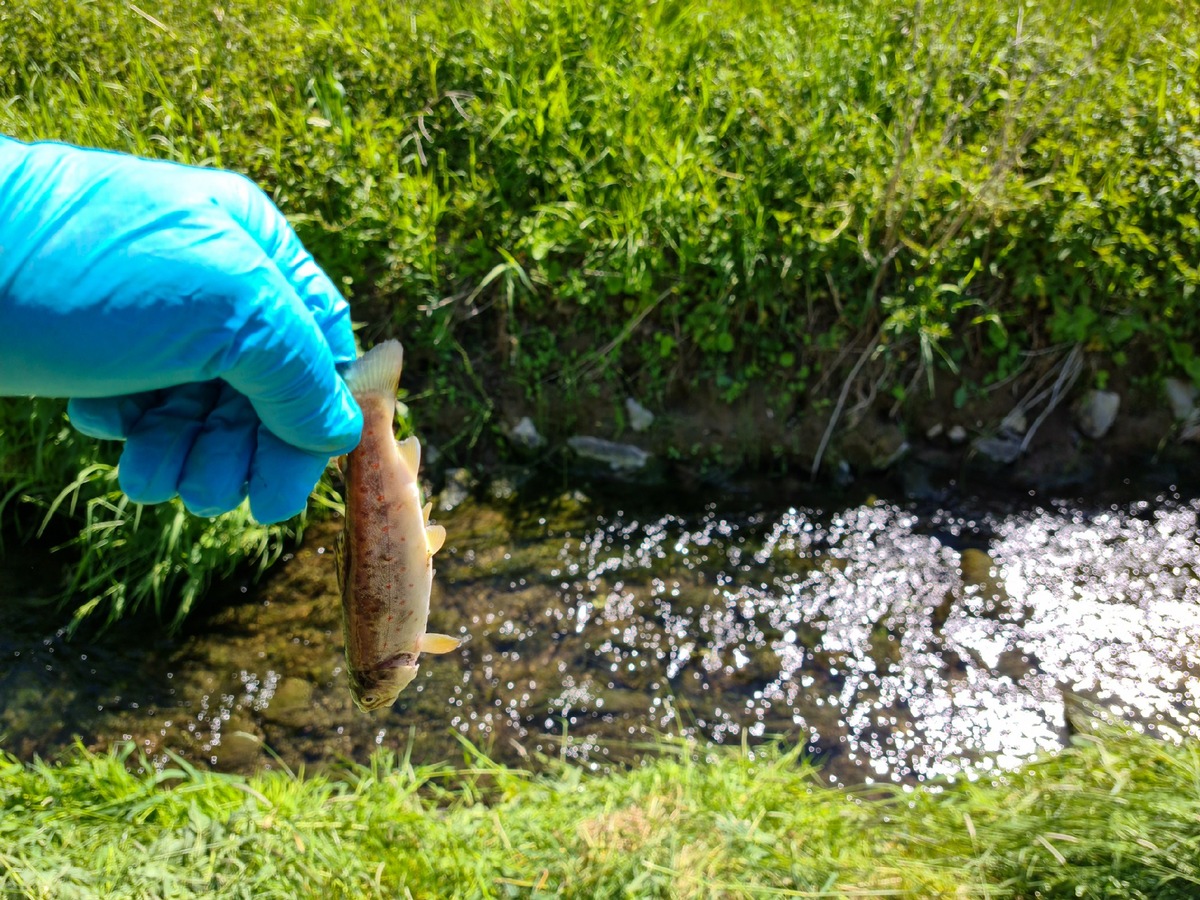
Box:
[1,0,1198,625]
[2,727,1199,898]
[0,399,303,630]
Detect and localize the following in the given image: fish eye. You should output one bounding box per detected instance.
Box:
[364,694,377,705]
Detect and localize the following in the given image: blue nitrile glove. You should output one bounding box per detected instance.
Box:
[0,136,363,523]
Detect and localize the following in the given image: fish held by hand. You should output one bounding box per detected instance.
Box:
[334,339,461,712]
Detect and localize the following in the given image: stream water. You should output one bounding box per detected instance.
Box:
[3,471,1200,785]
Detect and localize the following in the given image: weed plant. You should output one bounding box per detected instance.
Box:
[0,0,1197,624]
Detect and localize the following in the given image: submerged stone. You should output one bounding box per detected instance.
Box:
[260,677,314,728]
[213,717,263,771]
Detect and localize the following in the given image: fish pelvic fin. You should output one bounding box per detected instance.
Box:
[419,632,461,654]
[343,340,404,398]
[426,523,446,555]
[397,435,421,476]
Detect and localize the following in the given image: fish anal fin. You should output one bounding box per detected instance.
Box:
[419,632,461,655]
[426,523,446,555]
[397,435,421,476]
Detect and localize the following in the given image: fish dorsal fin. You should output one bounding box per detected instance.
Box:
[426,523,446,555]
[397,436,421,476]
[342,340,404,398]
[333,530,345,592]
[419,633,461,655]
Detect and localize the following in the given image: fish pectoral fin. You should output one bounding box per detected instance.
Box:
[422,500,432,524]
[426,523,446,555]
[397,435,421,476]
[419,632,461,654]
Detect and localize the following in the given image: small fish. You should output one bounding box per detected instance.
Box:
[335,339,460,712]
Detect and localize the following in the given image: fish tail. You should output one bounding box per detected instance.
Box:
[343,340,404,398]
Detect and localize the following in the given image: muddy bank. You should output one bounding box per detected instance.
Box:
[486,350,1199,503]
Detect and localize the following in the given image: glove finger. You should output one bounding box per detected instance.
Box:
[177,384,255,517]
[247,427,329,524]
[218,246,363,457]
[68,392,162,441]
[118,382,221,505]
[211,171,357,366]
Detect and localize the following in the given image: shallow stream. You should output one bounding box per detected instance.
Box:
[3,472,1200,785]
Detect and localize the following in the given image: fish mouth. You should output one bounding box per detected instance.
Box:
[349,658,420,712]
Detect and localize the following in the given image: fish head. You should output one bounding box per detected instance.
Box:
[349,658,420,712]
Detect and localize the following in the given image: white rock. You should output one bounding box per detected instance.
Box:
[947,425,968,444]
[508,416,545,450]
[925,423,944,440]
[624,397,655,432]
[1164,378,1198,421]
[567,436,650,470]
[1001,409,1028,435]
[1076,390,1120,439]
[973,433,1022,464]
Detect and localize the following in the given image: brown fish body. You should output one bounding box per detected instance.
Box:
[337,340,459,712]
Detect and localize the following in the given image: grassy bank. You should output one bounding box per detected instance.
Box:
[1,0,1198,624]
[1,727,1198,898]
[0,399,304,628]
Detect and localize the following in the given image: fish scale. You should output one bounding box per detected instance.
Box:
[335,339,461,712]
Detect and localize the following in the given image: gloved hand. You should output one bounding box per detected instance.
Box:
[0,136,363,523]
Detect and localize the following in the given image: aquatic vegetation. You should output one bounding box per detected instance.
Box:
[1,726,1199,898]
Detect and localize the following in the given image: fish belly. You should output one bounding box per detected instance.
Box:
[341,394,432,676]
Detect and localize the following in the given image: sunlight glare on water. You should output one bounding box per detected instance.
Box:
[469,493,1200,783]
[4,488,1200,784]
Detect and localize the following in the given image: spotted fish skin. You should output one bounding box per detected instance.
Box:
[336,340,459,713]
